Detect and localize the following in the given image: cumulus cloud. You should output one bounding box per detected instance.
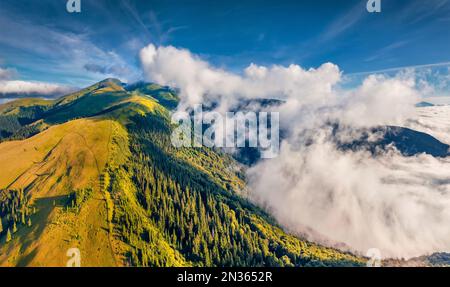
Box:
[338,74,418,126]
[139,44,342,110]
[139,44,450,259]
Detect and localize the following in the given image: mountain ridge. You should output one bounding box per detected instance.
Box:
[0,79,364,266]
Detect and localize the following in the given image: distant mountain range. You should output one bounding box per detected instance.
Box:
[415,101,435,107]
[337,125,450,158]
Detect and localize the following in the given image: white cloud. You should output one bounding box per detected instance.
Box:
[248,132,450,259]
[140,44,419,128]
[140,44,342,110]
[0,80,72,97]
[139,44,450,259]
[405,105,450,146]
[338,74,418,126]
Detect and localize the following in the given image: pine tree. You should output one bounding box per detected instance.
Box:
[13,222,17,233]
[6,228,11,242]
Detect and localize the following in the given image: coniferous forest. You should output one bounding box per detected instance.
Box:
[105,112,362,267]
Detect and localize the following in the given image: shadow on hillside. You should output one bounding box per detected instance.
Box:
[15,195,71,266]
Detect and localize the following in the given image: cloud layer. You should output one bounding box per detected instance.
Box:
[0,79,72,97]
[248,127,450,259]
[140,44,450,259]
[0,65,73,98]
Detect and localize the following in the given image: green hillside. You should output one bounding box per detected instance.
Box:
[0,79,363,267]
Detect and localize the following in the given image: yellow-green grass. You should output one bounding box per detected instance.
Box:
[0,119,112,191]
[92,82,125,95]
[0,118,128,266]
[99,95,167,125]
[0,94,157,192]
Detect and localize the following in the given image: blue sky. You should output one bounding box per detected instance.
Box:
[0,0,449,93]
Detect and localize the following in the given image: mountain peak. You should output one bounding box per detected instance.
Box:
[99,78,122,85]
[97,78,124,89]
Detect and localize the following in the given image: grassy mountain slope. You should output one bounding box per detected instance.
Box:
[0,79,363,266]
[0,118,125,266]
